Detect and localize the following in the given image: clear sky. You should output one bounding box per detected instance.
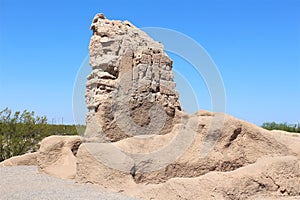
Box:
[0,0,299,125]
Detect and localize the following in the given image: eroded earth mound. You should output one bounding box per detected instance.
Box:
[1,14,299,200]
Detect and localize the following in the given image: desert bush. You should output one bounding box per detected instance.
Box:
[0,108,83,161]
[0,108,48,161]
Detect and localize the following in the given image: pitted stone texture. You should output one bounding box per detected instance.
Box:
[85,14,181,142]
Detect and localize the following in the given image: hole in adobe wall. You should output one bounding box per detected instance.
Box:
[95,105,99,113]
[93,18,98,23]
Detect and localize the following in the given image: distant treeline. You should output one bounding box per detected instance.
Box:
[0,108,85,162]
[261,122,300,133]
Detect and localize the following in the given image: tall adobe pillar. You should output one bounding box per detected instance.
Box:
[85,14,181,142]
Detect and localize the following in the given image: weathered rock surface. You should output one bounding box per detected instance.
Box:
[37,135,82,179]
[0,152,38,167]
[76,143,136,191]
[2,128,299,199]
[133,156,300,200]
[75,111,300,199]
[121,112,293,184]
[85,13,181,142]
[0,135,83,179]
[74,14,300,200]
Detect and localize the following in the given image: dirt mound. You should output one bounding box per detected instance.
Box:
[74,111,300,199]
[2,115,299,199]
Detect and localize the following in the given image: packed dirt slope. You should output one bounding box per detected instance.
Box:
[1,112,299,200]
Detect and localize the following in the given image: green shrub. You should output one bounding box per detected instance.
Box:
[261,122,300,133]
[0,108,83,161]
[0,108,48,161]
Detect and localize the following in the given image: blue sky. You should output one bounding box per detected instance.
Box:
[0,0,299,125]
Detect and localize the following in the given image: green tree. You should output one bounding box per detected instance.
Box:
[0,108,48,161]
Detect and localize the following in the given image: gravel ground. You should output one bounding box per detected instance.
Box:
[0,166,139,200]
